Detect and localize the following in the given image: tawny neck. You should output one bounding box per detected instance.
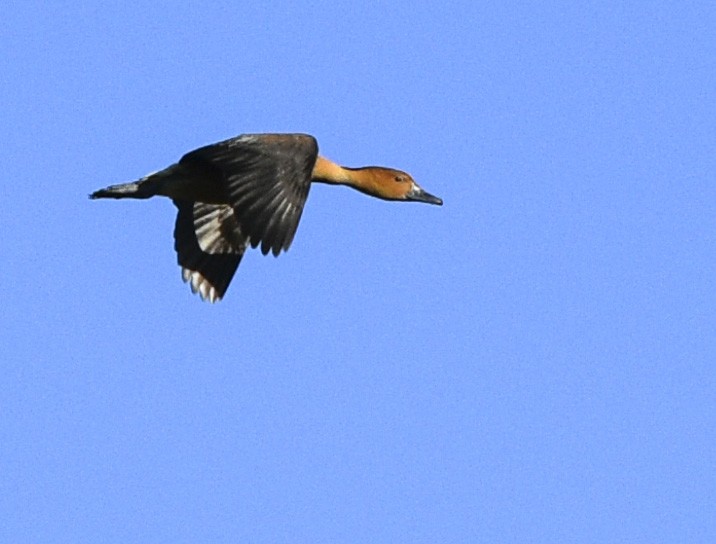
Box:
[311,156,403,200]
[311,156,351,185]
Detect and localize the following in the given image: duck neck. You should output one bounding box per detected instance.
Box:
[312,156,377,192]
[312,156,350,184]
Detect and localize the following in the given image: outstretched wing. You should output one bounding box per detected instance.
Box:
[173,200,248,303]
[179,133,318,257]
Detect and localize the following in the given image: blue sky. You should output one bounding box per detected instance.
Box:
[1,2,714,542]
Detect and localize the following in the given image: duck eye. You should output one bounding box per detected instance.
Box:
[394,175,406,183]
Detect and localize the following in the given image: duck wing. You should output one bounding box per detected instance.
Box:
[178,133,318,257]
[173,200,248,302]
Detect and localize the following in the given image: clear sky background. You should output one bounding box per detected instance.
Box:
[1,2,714,542]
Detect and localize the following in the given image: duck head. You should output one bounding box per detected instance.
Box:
[352,167,443,205]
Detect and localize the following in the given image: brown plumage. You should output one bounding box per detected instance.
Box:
[90,133,442,302]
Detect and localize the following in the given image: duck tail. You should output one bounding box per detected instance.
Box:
[90,179,153,199]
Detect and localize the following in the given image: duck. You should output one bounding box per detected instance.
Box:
[90,133,443,302]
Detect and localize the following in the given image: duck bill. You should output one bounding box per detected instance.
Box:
[406,185,443,206]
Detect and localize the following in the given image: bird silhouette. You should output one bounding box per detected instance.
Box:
[91,133,442,302]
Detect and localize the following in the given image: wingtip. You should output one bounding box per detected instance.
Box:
[182,268,223,303]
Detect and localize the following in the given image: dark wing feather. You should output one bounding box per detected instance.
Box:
[173,200,248,302]
[178,134,318,256]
